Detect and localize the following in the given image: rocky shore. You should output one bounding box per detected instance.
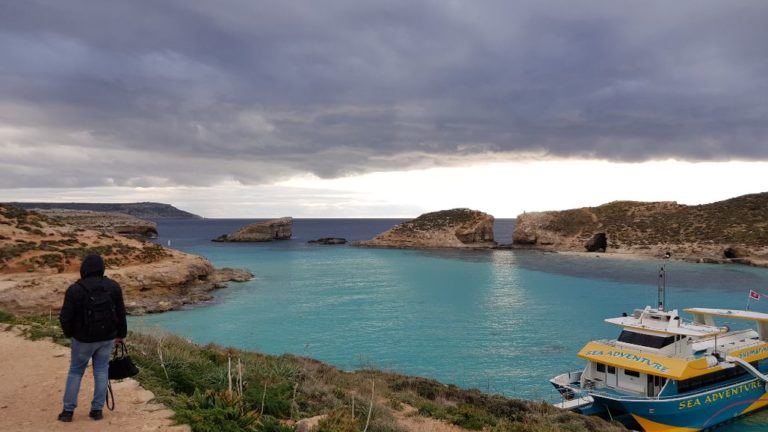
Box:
[0,204,252,315]
[511,193,768,268]
[357,208,496,249]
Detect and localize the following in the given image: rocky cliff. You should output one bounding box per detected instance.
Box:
[358,208,496,248]
[213,217,293,242]
[512,193,768,266]
[0,205,251,315]
[32,209,158,238]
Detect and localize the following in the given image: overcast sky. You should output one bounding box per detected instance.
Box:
[1,1,767,217]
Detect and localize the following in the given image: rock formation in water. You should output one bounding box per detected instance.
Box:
[308,237,347,245]
[511,192,768,267]
[0,204,252,315]
[31,209,158,238]
[357,208,495,248]
[213,217,293,242]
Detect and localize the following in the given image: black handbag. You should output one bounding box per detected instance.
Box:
[109,341,140,380]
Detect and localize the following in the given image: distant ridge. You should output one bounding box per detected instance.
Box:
[6,202,201,219]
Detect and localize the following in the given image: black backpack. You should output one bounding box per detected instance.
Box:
[79,281,118,341]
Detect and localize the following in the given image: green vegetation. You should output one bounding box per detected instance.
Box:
[0,310,626,432]
[0,241,38,265]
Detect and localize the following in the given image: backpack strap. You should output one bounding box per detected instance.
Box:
[106,381,115,411]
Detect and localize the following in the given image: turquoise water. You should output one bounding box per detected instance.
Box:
[134,219,768,430]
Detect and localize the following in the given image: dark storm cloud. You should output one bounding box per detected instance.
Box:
[1,0,767,187]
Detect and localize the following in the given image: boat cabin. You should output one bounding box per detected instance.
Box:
[573,307,768,398]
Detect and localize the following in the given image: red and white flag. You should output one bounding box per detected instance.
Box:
[750,290,761,301]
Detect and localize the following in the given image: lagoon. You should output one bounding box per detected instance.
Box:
[134,219,768,430]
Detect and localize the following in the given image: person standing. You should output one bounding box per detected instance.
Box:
[58,254,127,422]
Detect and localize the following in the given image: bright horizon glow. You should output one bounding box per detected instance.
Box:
[2,159,767,218]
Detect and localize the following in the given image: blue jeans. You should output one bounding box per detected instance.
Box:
[62,338,114,411]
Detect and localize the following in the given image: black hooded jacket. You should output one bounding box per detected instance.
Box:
[59,254,128,342]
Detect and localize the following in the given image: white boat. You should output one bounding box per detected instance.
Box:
[551,268,768,431]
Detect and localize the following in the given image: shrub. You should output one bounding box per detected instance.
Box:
[314,409,360,432]
[174,389,261,432]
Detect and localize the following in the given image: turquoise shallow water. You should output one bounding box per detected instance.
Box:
[135,219,768,430]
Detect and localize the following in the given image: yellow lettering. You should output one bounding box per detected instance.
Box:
[679,401,686,410]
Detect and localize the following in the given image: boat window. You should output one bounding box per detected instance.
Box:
[624,369,640,377]
[596,363,605,373]
[607,366,616,374]
[618,330,676,349]
[677,362,758,394]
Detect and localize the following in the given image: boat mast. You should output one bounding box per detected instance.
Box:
[658,266,666,311]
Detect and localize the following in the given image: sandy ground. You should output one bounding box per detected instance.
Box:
[0,328,189,432]
[556,250,660,261]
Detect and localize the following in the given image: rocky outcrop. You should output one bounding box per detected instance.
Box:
[308,237,347,245]
[585,232,607,252]
[357,208,495,249]
[511,193,768,267]
[0,204,251,315]
[723,246,750,259]
[213,217,292,242]
[32,209,158,238]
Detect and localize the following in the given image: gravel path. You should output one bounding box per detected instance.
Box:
[0,328,189,432]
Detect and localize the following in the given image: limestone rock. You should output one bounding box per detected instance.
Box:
[210,267,254,283]
[308,237,347,245]
[0,204,251,315]
[33,209,158,238]
[585,232,607,252]
[357,208,495,249]
[724,246,750,259]
[295,414,327,432]
[213,217,292,242]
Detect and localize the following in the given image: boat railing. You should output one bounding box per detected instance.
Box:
[582,375,765,402]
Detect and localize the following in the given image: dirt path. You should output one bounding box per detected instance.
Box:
[0,328,189,432]
[391,403,469,432]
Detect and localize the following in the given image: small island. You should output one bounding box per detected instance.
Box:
[308,237,347,245]
[213,217,293,242]
[357,208,496,249]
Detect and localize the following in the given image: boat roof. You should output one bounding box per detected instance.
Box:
[604,307,724,337]
[684,308,768,323]
[578,340,768,380]
[605,316,723,337]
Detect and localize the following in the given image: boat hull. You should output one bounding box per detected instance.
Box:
[592,378,768,431]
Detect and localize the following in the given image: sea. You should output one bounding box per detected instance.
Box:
[133,218,768,431]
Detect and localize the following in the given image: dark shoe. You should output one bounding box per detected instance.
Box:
[88,410,103,420]
[57,410,73,422]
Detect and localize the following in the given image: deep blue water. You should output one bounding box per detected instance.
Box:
[134,219,768,430]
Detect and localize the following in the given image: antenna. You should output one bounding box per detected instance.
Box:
[658,266,666,311]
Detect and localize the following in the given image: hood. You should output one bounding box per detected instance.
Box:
[80,254,105,278]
